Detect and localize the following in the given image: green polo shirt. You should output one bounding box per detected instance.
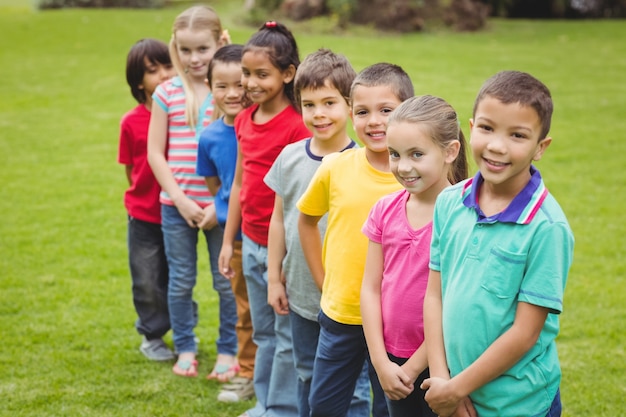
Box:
[430,167,574,417]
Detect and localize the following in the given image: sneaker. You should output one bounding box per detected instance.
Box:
[217,376,255,402]
[139,336,176,361]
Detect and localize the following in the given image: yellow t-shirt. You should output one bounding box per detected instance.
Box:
[297,148,402,324]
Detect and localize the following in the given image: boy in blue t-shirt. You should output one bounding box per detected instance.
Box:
[196,44,256,403]
[421,71,574,417]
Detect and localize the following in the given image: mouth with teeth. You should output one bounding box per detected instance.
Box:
[484,157,509,167]
[400,176,420,185]
[367,131,385,139]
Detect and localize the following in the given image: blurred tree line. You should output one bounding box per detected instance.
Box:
[38,0,626,32]
[246,0,625,31]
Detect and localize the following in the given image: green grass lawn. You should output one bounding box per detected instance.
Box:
[0,2,624,416]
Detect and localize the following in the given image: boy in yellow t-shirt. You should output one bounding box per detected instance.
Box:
[297,63,414,417]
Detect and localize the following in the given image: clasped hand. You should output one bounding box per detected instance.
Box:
[421,377,477,417]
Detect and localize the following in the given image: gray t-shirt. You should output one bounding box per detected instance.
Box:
[264,138,356,321]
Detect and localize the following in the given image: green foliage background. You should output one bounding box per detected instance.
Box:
[0,1,624,416]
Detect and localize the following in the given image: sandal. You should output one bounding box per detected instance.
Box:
[172,359,198,377]
[206,362,240,382]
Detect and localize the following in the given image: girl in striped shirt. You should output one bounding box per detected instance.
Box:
[147,5,237,379]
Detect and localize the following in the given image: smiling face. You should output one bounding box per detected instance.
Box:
[300,82,350,145]
[241,48,294,108]
[350,85,403,154]
[387,122,456,199]
[470,96,551,197]
[210,61,244,125]
[175,28,221,81]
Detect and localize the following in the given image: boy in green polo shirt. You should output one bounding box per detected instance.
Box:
[421,70,574,417]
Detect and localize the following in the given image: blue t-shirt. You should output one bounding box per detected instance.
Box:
[196,117,241,240]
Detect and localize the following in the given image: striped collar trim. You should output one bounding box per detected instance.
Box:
[462,166,548,224]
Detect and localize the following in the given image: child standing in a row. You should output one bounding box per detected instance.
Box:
[297,63,414,417]
[265,48,371,417]
[118,38,175,361]
[219,21,311,417]
[196,43,256,402]
[147,5,237,378]
[422,71,574,417]
[361,95,468,417]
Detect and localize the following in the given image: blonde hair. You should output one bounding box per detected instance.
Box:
[170,5,223,129]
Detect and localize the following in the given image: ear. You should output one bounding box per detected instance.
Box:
[469,118,474,129]
[283,64,296,85]
[533,136,552,161]
[445,140,461,164]
[220,29,231,46]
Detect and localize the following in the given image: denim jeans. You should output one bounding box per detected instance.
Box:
[546,389,561,417]
[127,216,170,340]
[242,234,298,417]
[161,204,237,355]
[385,354,435,417]
[309,311,390,417]
[290,310,370,417]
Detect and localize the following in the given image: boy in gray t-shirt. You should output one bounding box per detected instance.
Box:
[264,48,367,417]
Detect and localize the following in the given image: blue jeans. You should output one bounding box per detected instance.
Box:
[310,311,390,417]
[546,389,561,417]
[161,204,237,355]
[290,311,370,417]
[127,216,170,340]
[242,234,298,417]
[385,354,435,417]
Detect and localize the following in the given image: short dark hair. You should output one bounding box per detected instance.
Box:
[350,63,414,104]
[207,44,244,88]
[473,70,553,140]
[294,48,357,107]
[125,38,171,104]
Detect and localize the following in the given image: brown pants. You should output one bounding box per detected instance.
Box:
[229,240,256,379]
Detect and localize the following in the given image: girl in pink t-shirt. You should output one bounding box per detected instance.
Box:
[361,95,468,417]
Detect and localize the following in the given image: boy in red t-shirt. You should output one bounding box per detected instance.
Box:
[118,38,175,361]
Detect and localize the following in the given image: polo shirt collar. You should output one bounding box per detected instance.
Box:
[462,166,549,224]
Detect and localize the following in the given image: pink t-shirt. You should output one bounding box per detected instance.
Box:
[118,104,161,224]
[362,189,432,358]
[235,104,310,246]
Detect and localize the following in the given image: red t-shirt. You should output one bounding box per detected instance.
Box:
[235,104,310,245]
[118,104,161,224]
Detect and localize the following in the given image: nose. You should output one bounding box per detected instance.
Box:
[159,67,171,81]
[243,74,255,89]
[367,112,382,127]
[397,156,412,174]
[313,105,324,117]
[485,134,506,154]
[226,86,240,98]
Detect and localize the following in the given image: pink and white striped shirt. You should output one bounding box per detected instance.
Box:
[153,76,215,207]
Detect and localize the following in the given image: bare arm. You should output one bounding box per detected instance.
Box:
[423,297,547,416]
[267,195,288,315]
[297,212,324,290]
[147,101,203,227]
[204,176,221,197]
[125,165,133,186]
[218,146,243,279]
[361,240,414,400]
[423,270,448,379]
